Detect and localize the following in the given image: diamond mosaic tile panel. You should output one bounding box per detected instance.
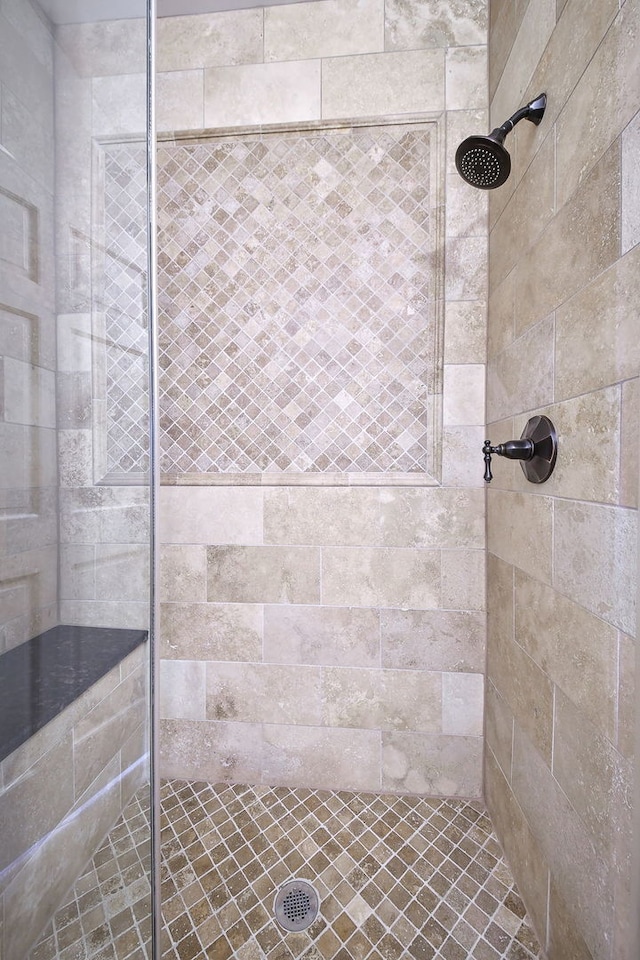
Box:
[102,144,150,478]
[160,780,542,960]
[157,124,441,480]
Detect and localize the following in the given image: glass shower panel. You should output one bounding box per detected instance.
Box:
[0,2,155,958]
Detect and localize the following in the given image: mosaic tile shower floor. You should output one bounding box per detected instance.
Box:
[31,781,544,960]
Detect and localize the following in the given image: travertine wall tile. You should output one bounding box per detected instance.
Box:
[553,500,636,635]
[321,546,440,608]
[157,8,263,72]
[382,731,482,796]
[204,60,321,127]
[264,605,380,667]
[385,0,487,50]
[265,0,383,61]
[441,548,485,610]
[160,544,207,602]
[487,489,552,582]
[379,488,485,548]
[442,364,485,426]
[441,425,487,487]
[486,314,554,422]
[56,19,146,78]
[555,246,640,400]
[555,0,640,205]
[442,672,484,736]
[445,45,487,110]
[444,301,486,364]
[263,725,381,792]
[91,73,146,137]
[264,488,379,546]
[161,487,263,544]
[159,659,206,720]
[161,601,263,661]
[547,881,594,960]
[515,571,617,741]
[322,666,441,732]
[620,378,639,508]
[381,609,485,672]
[622,110,640,254]
[484,680,513,780]
[160,718,263,783]
[322,49,445,118]
[156,70,204,132]
[207,662,322,725]
[208,545,320,604]
[617,632,636,760]
[490,0,555,130]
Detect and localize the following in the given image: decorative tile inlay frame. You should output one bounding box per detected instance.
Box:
[158,118,444,486]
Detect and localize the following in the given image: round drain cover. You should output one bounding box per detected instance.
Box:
[273,880,319,932]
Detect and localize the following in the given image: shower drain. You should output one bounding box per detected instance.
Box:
[273,880,319,932]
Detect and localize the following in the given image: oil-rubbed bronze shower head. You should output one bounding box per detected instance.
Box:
[455,93,547,190]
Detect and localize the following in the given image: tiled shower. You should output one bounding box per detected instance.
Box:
[0,0,638,959]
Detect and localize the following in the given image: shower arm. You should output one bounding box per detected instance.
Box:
[490,94,548,144]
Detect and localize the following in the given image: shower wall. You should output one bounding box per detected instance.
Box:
[0,0,57,654]
[485,1,639,958]
[156,0,490,795]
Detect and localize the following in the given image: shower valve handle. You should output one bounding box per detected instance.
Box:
[483,416,558,485]
[483,439,534,482]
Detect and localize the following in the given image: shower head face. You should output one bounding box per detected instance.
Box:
[455,135,511,190]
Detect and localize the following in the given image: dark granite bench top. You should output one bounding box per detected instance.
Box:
[0,625,148,763]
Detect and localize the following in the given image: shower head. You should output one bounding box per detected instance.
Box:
[455,93,547,190]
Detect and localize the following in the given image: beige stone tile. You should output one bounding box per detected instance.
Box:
[511,726,614,960]
[321,48,444,119]
[382,731,482,796]
[485,680,513,781]
[263,487,379,546]
[521,388,621,504]
[441,548,485,611]
[204,60,321,128]
[547,881,594,960]
[552,688,631,864]
[555,246,640,400]
[157,8,263,72]
[322,666,441,732]
[487,489,553,583]
[444,300,486,364]
[206,662,321,725]
[445,45,487,111]
[379,488,484,548]
[441,425,487,487]
[514,140,621,335]
[446,168,488,237]
[160,486,262,545]
[620,378,638,508]
[385,0,487,50]
[73,668,144,786]
[159,659,206,721]
[91,73,146,137]
[57,429,92,487]
[59,544,95,601]
[157,70,204,132]
[515,570,617,742]
[488,0,529,96]
[487,270,515,360]
[0,735,74,872]
[486,314,554,422]
[159,718,262,783]
[489,131,555,293]
[488,603,554,765]
[265,0,383,62]
[483,749,549,945]
[56,313,92,374]
[262,725,381,792]
[556,0,640,206]
[264,604,380,667]
[93,544,149,603]
[57,371,91,429]
[160,601,263,661]
[622,109,640,254]
[442,672,483,736]
[553,500,636,635]
[444,236,487,301]
[207,545,320,604]
[381,609,485,672]
[321,546,440,609]
[160,544,207,602]
[617,632,635,760]
[442,364,485,426]
[490,0,555,131]
[56,19,146,78]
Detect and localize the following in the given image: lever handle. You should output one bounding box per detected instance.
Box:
[483,439,493,482]
[483,438,534,483]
